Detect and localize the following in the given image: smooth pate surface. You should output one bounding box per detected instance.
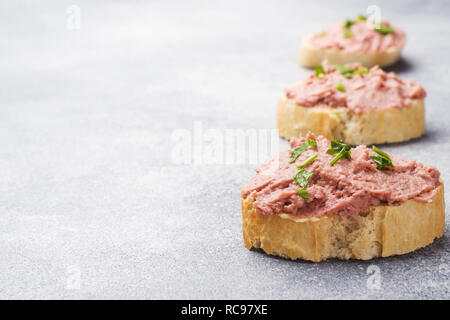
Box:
[242,133,440,218]
[285,61,426,113]
[309,19,406,53]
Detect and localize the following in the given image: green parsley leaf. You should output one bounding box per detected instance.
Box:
[343,29,353,38]
[326,140,352,165]
[330,148,351,165]
[334,65,368,78]
[370,154,390,170]
[334,64,354,78]
[293,154,316,198]
[308,139,318,148]
[336,82,346,92]
[372,146,390,158]
[315,65,326,79]
[343,72,353,78]
[326,139,351,155]
[342,19,354,38]
[357,15,367,21]
[296,189,310,199]
[374,23,395,35]
[353,67,369,75]
[344,19,354,28]
[289,139,317,163]
[370,146,394,170]
[294,168,314,199]
[297,154,318,169]
[334,64,353,73]
[293,169,313,189]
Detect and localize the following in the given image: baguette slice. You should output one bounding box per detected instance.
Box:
[242,183,445,262]
[277,94,425,145]
[298,35,403,68]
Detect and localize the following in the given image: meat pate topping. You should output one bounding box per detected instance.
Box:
[309,19,406,53]
[285,61,426,113]
[241,133,440,218]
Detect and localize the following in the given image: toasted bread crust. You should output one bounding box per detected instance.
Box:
[277,94,425,145]
[242,184,445,262]
[298,35,403,68]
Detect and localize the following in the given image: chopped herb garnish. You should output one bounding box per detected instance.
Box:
[374,23,395,35]
[342,71,353,78]
[357,15,367,21]
[336,82,346,92]
[297,154,318,169]
[327,140,351,154]
[294,169,313,189]
[315,65,326,79]
[293,168,314,199]
[342,19,354,38]
[291,143,318,198]
[326,140,351,165]
[354,67,369,75]
[370,146,393,170]
[343,29,353,38]
[334,64,354,78]
[296,189,310,199]
[372,146,390,158]
[344,19,354,28]
[334,64,370,78]
[289,139,317,163]
[327,140,351,156]
[329,148,351,165]
[308,139,318,148]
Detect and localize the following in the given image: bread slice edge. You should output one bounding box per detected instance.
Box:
[242,183,445,262]
[298,35,404,68]
[277,94,425,145]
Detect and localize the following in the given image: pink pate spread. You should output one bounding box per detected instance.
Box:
[285,61,426,113]
[309,19,406,53]
[241,133,440,218]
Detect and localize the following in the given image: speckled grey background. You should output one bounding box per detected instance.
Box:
[0,0,449,299]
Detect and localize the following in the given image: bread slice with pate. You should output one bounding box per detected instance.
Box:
[298,16,405,68]
[277,61,426,145]
[241,133,444,262]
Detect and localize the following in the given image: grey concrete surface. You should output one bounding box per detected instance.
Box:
[0,0,449,299]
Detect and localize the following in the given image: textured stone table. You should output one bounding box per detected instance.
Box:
[0,0,448,299]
